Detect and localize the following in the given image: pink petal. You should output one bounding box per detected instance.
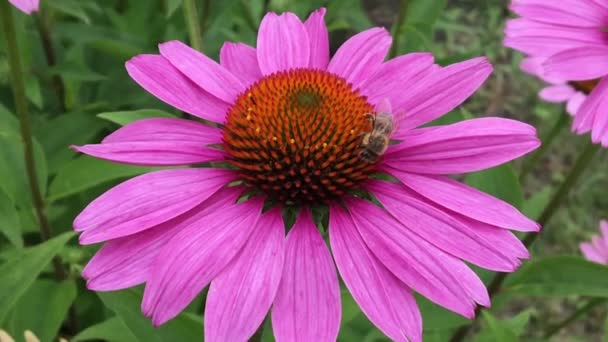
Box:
[9,0,38,14]
[386,172,540,232]
[101,118,221,144]
[592,235,608,258]
[544,46,608,81]
[205,208,285,341]
[74,168,236,244]
[346,197,489,318]
[504,18,607,57]
[73,142,224,166]
[271,210,341,342]
[539,85,576,103]
[520,56,543,76]
[396,57,493,131]
[518,56,564,84]
[304,8,329,70]
[257,12,310,75]
[572,78,608,140]
[159,40,246,103]
[220,42,262,86]
[82,197,217,290]
[384,117,540,174]
[73,118,224,166]
[368,180,527,272]
[567,92,586,116]
[510,0,608,28]
[360,53,435,106]
[142,188,263,326]
[328,28,392,90]
[580,242,606,264]
[586,80,608,144]
[126,54,229,123]
[329,204,422,342]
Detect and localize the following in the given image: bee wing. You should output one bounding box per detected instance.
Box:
[375,98,392,114]
[373,98,401,136]
[391,110,408,136]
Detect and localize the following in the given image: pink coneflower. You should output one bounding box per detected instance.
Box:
[580,220,608,264]
[74,8,540,341]
[504,0,608,147]
[8,0,39,14]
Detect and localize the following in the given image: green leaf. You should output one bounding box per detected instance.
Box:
[90,39,144,61]
[166,0,183,17]
[401,0,448,53]
[407,0,449,24]
[6,279,77,342]
[98,290,163,342]
[474,310,532,341]
[46,63,108,82]
[466,164,524,208]
[33,112,107,173]
[25,77,43,109]
[0,103,18,130]
[97,109,177,126]
[477,312,518,342]
[522,186,552,220]
[505,310,534,337]
[427,109,464,126]
[0,188,22,248]
[72,317,136,342]
[505,256,608,298]
[98,288,203,342]
[46,0,92,24]
[0,132,48,206]
[341,288,362,324]
[48,156,161,202]
[419,296,470,331]
[0,232,74,322]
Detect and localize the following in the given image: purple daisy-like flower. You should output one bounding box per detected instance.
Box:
[504,0,608,147]
[74,8,541,341]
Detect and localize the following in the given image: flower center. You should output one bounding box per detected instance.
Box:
[223,69,375,204]
[570,78,601,94]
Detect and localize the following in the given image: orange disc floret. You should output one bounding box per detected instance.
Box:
[223,69,375,204]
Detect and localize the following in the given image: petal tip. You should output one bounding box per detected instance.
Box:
[70,144,83,153]
[158,40,182,50]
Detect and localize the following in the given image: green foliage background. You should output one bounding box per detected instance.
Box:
[0,0,607,341]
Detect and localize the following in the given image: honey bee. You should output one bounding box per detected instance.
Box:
[359,112,395,163]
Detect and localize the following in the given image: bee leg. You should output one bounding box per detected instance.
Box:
[364,113,375,122]
[359,150,377,163]
[360,133,370,146]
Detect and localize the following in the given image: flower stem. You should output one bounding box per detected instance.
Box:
[0,0,67,278]
[34,9,66,112]
[1,3,79,332]
[544,297,606,339]
[182,0,206,51]
[449,139,602,342]
[520,111,569,183]
[527,139,601,241]
[388,0,409,58]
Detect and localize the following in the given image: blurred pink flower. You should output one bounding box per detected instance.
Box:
[8,0,39,14]
[74,8,540,342]
[518,57,588,117]
[580,220,608,264]
[504,0,608,147]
